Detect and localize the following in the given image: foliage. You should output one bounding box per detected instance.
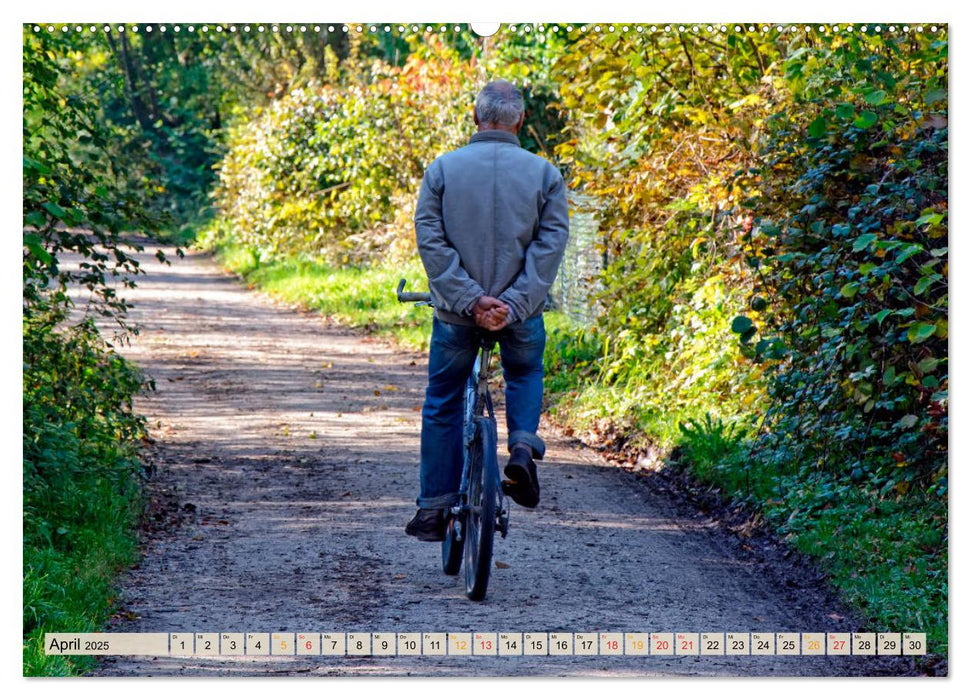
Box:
[733,31,948,497]
[549,29,790,433]
[544,27,947,655]
[24,29,163,332]
[212,35,478,264]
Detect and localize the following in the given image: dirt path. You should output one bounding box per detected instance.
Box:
[88,245,913,676]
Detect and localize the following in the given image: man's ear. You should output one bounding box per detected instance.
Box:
[473,108,480,126]
[516,112,525,131]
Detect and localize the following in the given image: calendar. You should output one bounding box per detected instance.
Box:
[45,632,927,657]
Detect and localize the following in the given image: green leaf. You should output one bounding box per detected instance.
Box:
[882,366,896,384]
[917,357,940,374]
[895,244,924,264]
[731,316,754,334]
[759,221,781,236]
[23,233,53,265]
[835,103,855,120]
[42,201,67,220]
[907,323,937,344]
[853,111,878,129]
[852,233,877,251]
[924,88,947,104]
[899,414,918,429]
[864,89,888,105]
[915,213,944,227]
[874,309,894,325]
[914,275,939,296]
[858,263,877,276]
[808,116,827,138]
[750,296,767,312]
[24,211,47,229]
[23,155,51,175]
[840,283,860,298]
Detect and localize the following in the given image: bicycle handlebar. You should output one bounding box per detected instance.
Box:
[396,278,432,304]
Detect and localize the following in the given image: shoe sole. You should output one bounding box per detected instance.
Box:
[405,524,446,542]
[409,531,445,542]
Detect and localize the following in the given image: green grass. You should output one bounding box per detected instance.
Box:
[217,242,433,350]
[23,437,143,676]
[23,506,142,675]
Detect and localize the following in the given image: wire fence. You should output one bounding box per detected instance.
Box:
[550,193,605,326]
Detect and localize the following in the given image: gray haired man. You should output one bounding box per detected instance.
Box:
[406,80,570,541]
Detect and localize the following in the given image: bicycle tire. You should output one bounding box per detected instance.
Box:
[464,416,498,601]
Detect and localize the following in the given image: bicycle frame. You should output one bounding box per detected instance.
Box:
[450,337,508,539]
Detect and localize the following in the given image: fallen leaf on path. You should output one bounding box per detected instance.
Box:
[495,561,511,569]
[393,574,406,580]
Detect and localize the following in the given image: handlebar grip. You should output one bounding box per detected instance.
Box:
[396,278,432,303]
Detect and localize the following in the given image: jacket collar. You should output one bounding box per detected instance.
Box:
[469,130,521,146]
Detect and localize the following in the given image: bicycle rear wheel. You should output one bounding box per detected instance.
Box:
[464,416,498,601]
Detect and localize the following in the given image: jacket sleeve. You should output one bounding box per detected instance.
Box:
[414,161,486,315]
[498,168,570,321]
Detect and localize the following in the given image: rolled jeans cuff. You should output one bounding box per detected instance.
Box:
[416,492,460,509]
[508,430,545,460]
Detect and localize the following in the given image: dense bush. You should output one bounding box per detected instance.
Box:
[212,36,476,264]
[737,31,948,494]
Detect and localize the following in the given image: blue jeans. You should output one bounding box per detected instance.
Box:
[417,314,547,509]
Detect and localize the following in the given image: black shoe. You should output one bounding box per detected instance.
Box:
[405,508,446,542]
[502,447,540,508]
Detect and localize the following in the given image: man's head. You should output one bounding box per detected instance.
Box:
[474,80,525,133]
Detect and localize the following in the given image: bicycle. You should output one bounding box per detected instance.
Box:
[396,279,509,601]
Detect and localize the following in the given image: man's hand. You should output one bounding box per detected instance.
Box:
[472,296,511,331]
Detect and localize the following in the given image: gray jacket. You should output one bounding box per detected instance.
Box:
[414,130,570,326]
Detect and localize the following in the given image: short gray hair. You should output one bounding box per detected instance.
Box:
[474,80,524,127]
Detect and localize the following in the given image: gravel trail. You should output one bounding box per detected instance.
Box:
[87,244,914,677]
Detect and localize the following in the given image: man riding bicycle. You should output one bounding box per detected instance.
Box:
[405,80,570,542]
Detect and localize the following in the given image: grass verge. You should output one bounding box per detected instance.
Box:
[23,318,146,675]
